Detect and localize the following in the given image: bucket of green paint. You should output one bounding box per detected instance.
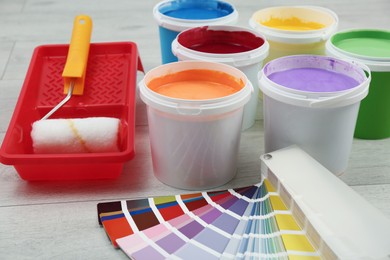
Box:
[326,29,390,139]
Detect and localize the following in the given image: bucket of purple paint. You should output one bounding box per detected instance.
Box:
[172,25,269,130]
[153,0,238,64]
[259,55,371,175]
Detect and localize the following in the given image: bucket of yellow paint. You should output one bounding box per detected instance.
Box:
[139,60,253,190]
[249,6,338,63]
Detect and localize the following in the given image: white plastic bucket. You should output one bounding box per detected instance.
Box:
[249,6,338,63]
[259,55,371,175]
[153,0,238,64]
[172,25,269,130]
[139,61,253,189]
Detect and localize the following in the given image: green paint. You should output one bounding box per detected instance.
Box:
[330,29,390,139]
[331,30,390,58]
[354,71,390,139]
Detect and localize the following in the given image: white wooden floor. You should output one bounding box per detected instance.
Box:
[0,0,389,259]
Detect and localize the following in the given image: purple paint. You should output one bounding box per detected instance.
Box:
[179,220,204,239]
[131,245,165,260]
[268,68,360,92]
[229,199,249,215]
[174,243,219,259]
[193,228,230,253]
[220,197,238,209]
[212,214,239,234]
[156,233,185,254]
[201,208,222,224]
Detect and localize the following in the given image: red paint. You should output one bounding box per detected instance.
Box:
[184,197,208,211]
[208,190,232,202]
[178,26,265,54]
[132,210,160,231]
[159,204,185,221]
[102,217,134,247]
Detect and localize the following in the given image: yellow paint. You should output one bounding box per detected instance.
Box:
[148,69,244,100]
[281,234,316,252]
[67,119,90,152]
[275,214,301,230]
[154,196,177,205]
[263,178,276,192]
[269,195,288,210]
[261,16,325,31]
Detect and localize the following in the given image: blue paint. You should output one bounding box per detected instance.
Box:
[159,1,234,19]
[100,213,125,222]
[155,0,235,64]
[159,26,179,64]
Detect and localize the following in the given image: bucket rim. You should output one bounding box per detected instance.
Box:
[249,5,338,44]
[139,60,253,116]
[153,0,239,32]
[258,55,371,108]
[326,28,390,72]
[172,25,270,67]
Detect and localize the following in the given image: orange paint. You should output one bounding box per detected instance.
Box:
[148,69,244,100]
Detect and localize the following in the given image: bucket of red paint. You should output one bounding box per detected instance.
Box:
[139,61,253,189]
[153,0,238,64]
[171,26,269,130]
[249,6,338,63]
[326,29,390,139]
[259,55,370,175]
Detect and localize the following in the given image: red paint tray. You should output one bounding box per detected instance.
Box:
[0,42,144,180]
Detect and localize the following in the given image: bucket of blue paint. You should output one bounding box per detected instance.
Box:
[153,0,238,64]
[259,55,371,175]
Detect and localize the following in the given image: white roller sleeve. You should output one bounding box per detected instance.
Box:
[31,117,120,153]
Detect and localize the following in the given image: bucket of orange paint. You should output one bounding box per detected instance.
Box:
[249,6,338,63]
[139,61,253,190]
[172,25,269,130]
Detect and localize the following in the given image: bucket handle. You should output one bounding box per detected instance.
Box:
[309,61,371,108]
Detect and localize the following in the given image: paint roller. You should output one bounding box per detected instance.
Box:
[30,15,120,154]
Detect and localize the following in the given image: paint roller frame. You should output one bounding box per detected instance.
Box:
[41,15,92,120]
[32,15,124,155]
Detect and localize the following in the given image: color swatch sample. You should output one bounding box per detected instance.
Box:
[98,179,321,259]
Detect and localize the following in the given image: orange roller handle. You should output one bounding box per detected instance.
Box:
[62,15,93,95]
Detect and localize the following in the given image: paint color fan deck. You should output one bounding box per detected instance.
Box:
[98,180,309,259]
[97,146,390,259]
